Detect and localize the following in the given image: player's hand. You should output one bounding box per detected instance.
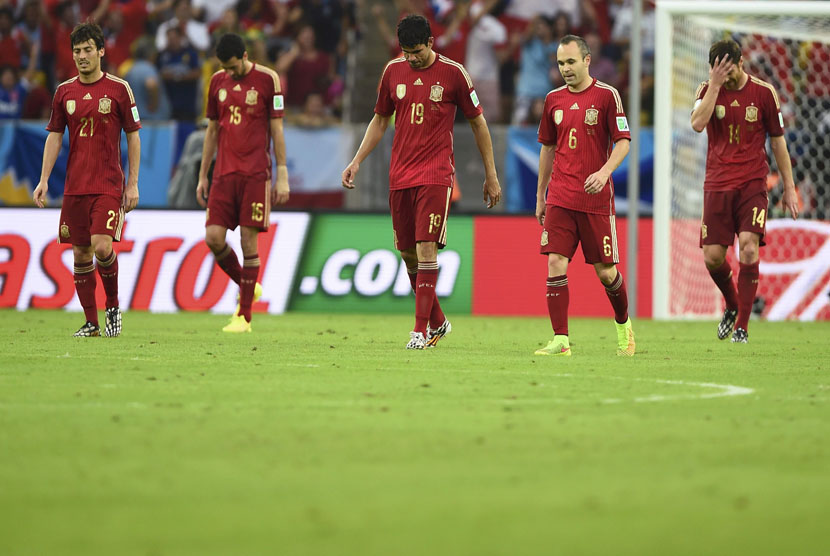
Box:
[273,165,290,205]
[196,177,209,208]
[535,198,545,225]
[584,169,610,194]
[123,184,139,212]
[782,187,799,220]
[709,55,734,89]
[341,162,359,189]
[483,175,501,209]
[33,181,48,208]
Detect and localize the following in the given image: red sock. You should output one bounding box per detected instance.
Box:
[546,275,569,336]
[736,261,759,331]
[96,250,119,309]
[708,260,739,310]
[604,271,629,324]
[414,261,438,335]
[215,244,241,285]
[74,261,98,326]
[239,254,260,323]
[409,268,446,329]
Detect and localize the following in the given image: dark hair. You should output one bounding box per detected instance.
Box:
[216,33,246,62]
[709,39,741,67]
[559,34,590,59]
[70,22,105,50]
[0,6,13,20]
[397,15,431,49]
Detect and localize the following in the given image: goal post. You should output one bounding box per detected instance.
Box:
[653,0,830,319]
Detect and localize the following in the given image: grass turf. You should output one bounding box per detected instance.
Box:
[0,309,828,555]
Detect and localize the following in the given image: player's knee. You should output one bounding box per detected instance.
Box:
[738,244,759,264]
[547,254,567,276]
[204,233,224,253]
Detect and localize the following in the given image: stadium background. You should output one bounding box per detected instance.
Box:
[0,0,827,320]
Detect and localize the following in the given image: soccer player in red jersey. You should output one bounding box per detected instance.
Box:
[196,33,289,333]
[534,35,634,357]
[691,39,799,344]
[32,22,141,338]
[341,15,501,350]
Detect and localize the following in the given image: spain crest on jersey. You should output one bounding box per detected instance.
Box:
[430,85,444,102]
[715,105,726,119]
[584,108,598,125]
[246,89,258,105]
[745,106,758,122]
[98,97,112,114]
[554,109,563,125]
[66,100,76,115]
[396,84,406,99]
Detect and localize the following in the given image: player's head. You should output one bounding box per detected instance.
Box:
[709,39,744,87]
[397,15,434,69]
[557,34,591,88]
[216,33,249,79]
[70,22,105,77]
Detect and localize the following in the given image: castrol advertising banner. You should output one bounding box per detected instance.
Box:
[0,209,309,314]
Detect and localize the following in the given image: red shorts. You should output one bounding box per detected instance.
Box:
[206,172,270,231]
[540,205,619,264]
[58,194,124,245]
[389,185,452,251]
[700,180,768,247]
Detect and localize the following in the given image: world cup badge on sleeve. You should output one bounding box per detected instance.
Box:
[715,105,726,119]
[745,106,758,122]
[98,97,112,114]
[246,89,258,105]
[430,85,444,102]
[584,108,598,125]
[554,109,563,125]
[66,100,75,115]
[396,84,406,99]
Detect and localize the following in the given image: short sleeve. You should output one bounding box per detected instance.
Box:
[267,71,284,119]
[452,64,483,120]
[45,89,65,132]
[374,63,395,117]
[606,87,630,143]
[537,93,556,145]
[692,81,708,113]
[206,75,219,120]
[763,85,784,137]
[120,82,141,132]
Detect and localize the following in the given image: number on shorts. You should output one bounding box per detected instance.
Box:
[106,210,116,230]
[428,213,442,234]
[603,235,612,257]
[568,128,577,150]
[752,207,766,228]
[251,202,264,222]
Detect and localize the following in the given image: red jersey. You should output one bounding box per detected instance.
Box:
[375,54,482,190]
[46,72,141,198]
[206,63,284,179]
[695,74,784,191]
[538,79,630,215]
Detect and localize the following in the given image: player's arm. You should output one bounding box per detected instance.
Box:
[770,135,798,220]
[33,131,64,208]
[584,139,630,194]
[123,130,140,212]
[468,113,501,209]
[341,113,391,189]
[196,119,219,207]
[691,56,733,132]
[270,117,289,205]
[536,143,555,225]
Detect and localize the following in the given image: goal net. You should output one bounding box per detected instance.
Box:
[653,0,830,319]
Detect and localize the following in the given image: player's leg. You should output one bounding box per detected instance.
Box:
[59,196,98,336]
[595,263,634,356]
[88,196,125,337]
[206,224,240,282]
[390,188,423,348]
[701,190,740,339]
[402,242,449,346]
[732,185,767,343]
[535,206,577,356]
[205,174,242,284]
[235,225,261,325]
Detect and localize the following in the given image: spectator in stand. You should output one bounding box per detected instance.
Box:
[584,30,619,88]
[157,25,201,120]
[192,0,237,26]
[276,24,336,109]
[506,0,580,28]
[465,0,506,123]
[0,7,23,68]
[289,90,338,127]
[15,1,45,71]
[300,0,346,55]
[209,7,243,48]
[102,7,133,74]
[511,15,556,125]
[124,37,171,121]
[156,0,210,52]
[52,1,79,83]
[0,65,29,119]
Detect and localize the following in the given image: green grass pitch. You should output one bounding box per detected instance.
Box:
[1,309,828,555]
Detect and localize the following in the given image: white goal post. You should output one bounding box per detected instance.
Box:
[653,0,830,319]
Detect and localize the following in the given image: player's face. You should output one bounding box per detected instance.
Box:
[557,42,591,87]
[401,38,434,69]
[220,54,248,80]
[72,39,103,76]
[723,58,744,89]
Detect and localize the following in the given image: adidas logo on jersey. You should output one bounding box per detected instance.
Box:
[83,93,92,100]
[570,102,579,110]
[731,100,740,107]
[414,78,423,85]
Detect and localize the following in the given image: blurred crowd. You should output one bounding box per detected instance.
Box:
[372,0,656,126]
[0,0,357,124]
